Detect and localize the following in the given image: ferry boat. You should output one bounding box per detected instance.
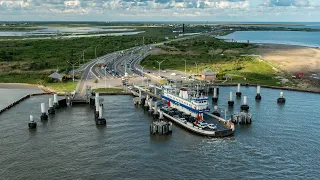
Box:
[161,86,210,119]
[159,85,234,137]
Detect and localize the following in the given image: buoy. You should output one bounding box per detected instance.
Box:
[240,96,249,111]
[236,84,242,98]
[277,92,286,103]
[212,106,220,117]
[48,98,55,114]
[212,88,218,103]
[28,115,37,129]
[53,94,60,109]
[255,86,261,100]
[96,105,106,125]
[228,91,234,106]
[40,103,48,120]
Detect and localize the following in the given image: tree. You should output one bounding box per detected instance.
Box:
[94,79,99,88]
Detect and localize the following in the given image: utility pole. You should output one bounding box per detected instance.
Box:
[156,60,165,77]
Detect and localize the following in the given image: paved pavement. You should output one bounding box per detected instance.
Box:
[74,33,206,98]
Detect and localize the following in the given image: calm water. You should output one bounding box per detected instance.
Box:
[218,22,320,29]
[0,88,42,110]
[0,26,136,37]
[219,31,320,47]
[0,87,320,179]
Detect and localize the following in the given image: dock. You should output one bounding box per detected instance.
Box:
[132,84,235,137]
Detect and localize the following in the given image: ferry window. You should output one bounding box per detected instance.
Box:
[204,101,207,103]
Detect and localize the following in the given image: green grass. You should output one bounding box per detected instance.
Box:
[0,25,214,84]
[141,36,280,86]
[93,88,124,93]
[0,72,49,84]
[44,82,77,92]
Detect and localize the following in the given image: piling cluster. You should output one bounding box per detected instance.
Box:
[212,106,220,117]
[150,121,172,135]
[277,92,286,104]
[28,115,37,129]
[212,88,218,103]
[28,94,67,129]
[255,86,261,100]
[228,92,234,106]
[236,84,242,98]
[94,93,106,125]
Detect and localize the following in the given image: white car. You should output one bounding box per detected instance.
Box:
[196,122,208,129]
[208,124,217,130]
[127,86,133,90]
[181,76,186,79]
[171,73,176,76]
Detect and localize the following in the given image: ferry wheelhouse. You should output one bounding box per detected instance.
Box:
[161,86,210,120]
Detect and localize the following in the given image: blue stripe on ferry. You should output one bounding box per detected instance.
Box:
[161,95,210,113]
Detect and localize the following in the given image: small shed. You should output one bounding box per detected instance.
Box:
[49,72,64,82]
[200,68,216,80]
[224,75,233,81]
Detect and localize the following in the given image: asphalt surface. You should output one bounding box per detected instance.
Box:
[74,33,206,97]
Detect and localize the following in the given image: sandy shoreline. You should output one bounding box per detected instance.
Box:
[0,83,42,90]
[254,43,320,73]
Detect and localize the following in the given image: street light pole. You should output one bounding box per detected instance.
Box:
[95,46,97,58]
[104,68,107,88]
[156,60,165,77]
[82,49,87,63]
[78,55,81,67]
[67,61,77,82]
[183,59,187,74]
[141,65,146,85]
[194,62,198,75]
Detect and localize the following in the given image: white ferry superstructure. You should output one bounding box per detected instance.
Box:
[161,86,210,119]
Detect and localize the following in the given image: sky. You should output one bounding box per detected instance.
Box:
[0,0,320,22]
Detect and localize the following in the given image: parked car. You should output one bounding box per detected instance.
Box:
[208,124,217,130]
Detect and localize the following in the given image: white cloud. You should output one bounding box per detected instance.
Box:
[0,0,319,21]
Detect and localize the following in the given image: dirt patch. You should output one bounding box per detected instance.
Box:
[152,49,199,55]
[254,43,320,89]
[208,49,223,55]
[255,44,320,74]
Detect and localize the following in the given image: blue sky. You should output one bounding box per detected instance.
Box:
[0,0,319,21]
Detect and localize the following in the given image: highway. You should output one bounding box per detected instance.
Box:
[74,33,206,98]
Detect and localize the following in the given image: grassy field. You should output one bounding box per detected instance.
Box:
[0,24,213,85]
[93,88,124,93]
[45,81,77,92]
[0,27,182,83]
[141,36,280,86]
